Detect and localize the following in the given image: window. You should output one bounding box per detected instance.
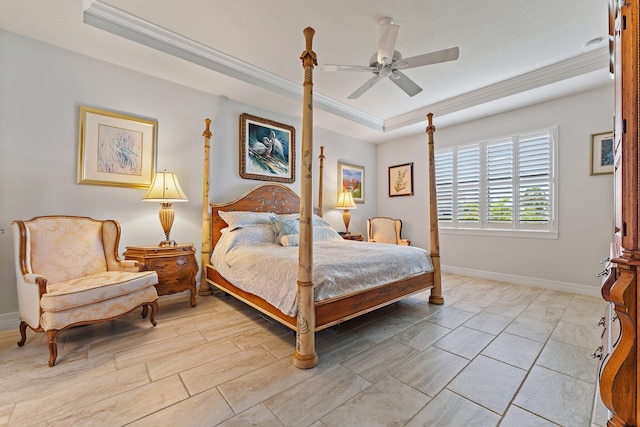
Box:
[435,127,557,237]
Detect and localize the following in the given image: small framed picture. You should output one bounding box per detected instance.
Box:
[389,162,414,197]
[590,131,614,175]
[77,106,157,189]
[338,161,364,203]
[240,113,295,183]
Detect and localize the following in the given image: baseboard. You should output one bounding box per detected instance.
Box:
[0,311,18,331]
[441,265,602,298]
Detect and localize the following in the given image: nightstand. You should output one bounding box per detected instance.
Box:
[124,243,198,307]
[341,233,364,241]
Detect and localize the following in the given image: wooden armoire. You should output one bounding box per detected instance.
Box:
[599,0,640,426]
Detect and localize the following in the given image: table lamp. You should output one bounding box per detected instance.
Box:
[142,170,188,247]
[335,191,357,234]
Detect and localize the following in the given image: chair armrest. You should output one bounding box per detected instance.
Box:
[399,239,410,246]
[23,273,48,296]
[117,260,142,272]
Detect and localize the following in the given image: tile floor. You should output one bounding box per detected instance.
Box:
[0,273,610,426]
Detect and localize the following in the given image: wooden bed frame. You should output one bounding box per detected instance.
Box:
[197,28,443,369]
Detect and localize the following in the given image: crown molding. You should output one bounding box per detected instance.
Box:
[82,0,384,131]
[83,0,607,136]
[384,47,610,131]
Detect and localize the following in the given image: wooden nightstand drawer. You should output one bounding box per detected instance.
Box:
[124,243,198,307]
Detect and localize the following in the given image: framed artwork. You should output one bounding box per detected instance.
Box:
[389,162,414,197]
[338,161,364,203]
[591,131,614,175]
[77,106,157,189]
[240,113,295,183]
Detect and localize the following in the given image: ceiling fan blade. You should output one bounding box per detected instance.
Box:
[322,64,376,72]
[391,71,423,97]
[397,47,460,70]
[378,19,399,65]
[348,75,382,99]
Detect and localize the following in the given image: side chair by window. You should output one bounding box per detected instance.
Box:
[12,215,159,366]
[367,217,410,245]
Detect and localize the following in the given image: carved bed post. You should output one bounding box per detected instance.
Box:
[199,118,213,295]
[318,145,325,217]
[294,26,318,369]
[426,113,444,305]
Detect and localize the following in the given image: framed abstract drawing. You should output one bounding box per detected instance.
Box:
[77,106,157,189]
[239,113,295,183]
[338,161,364,203]
[389,162,414,197]
[590,131,614,175]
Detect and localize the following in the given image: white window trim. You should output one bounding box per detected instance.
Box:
[435,126,558,238]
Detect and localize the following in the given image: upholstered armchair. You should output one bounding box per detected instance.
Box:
[367,217,410,245]
[12,215,159,366]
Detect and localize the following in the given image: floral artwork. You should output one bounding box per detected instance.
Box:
[338,162,364,203]
[389,163,414,197]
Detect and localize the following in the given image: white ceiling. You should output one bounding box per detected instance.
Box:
[0,0,612,143]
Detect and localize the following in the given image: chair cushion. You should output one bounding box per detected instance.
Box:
[41,270,158,312]
[371,222,398,244]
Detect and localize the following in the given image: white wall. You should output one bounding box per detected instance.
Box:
[0,30,376,323]
[377,85,614,295]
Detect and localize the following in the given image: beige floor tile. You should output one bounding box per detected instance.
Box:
[406,389,500,427]
[501,405,559,426]
[128,386,235,427]
[562,295,608,328]
[434,326,495,359]
[504,316,556,342]
[180,346,279,395]
[448,355,527,414]
[9,363,150,425]
[341,338,418,382]
[514,365,595,426]
[481,332,543,370]
[218,404,285,427]
[392,318,451,350]
[536,339,599,383]
[44,375,188,426]
[392,346,469,397]
[463,311,513,335]
[217,358,315,414]
[551,320,602,350]
[427,307,475,329]
[265,364,370,427]
[321,376,430,427]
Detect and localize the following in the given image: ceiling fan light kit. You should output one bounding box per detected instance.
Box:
[323,17,460,99]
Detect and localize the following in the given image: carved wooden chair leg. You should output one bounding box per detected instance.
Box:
[148,301,158,327]
[47,329,61,367]
[141,304,149,319]
[17,321,28,347]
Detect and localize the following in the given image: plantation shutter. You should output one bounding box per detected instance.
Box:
[517,131,551,225]
[456,146,480,224]
[435,151,454,222]
[486,140,513,225]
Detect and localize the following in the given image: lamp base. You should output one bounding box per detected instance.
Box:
[158,239,177,247]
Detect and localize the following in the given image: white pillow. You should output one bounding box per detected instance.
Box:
[219,224,276,247]
[219,210,275,231]
[278,213,331,227]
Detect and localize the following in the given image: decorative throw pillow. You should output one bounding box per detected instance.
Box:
[280,234,300,247]
[219,210,275,230]
[271,217,300,242]
[278,213,331,227]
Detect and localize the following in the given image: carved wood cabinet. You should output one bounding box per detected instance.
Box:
[124,243,198,307]
[598,1,640,425]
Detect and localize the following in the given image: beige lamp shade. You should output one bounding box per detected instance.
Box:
[143,171,188,246]
[335,191,357,234]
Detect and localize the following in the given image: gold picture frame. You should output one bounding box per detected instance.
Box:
[338,161,365,203]
[78,106,157,188]
[239,113,295,183]
[389,162,414,197]
[590,131,614,175]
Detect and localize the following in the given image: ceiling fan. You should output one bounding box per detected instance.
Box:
[322,17,459,99]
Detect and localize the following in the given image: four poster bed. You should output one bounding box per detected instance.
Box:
[197,28,443,368]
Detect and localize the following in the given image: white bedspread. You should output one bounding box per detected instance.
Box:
[211,235,433,316]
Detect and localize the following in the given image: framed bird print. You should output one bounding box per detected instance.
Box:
[239,113,296,183]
